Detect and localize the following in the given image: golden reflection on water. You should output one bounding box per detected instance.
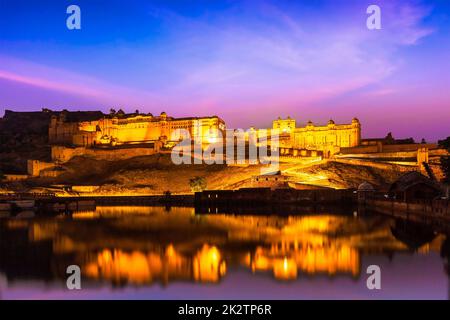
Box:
[84,244,226,285]
[72,206,195,219]
[5,206,444,285]
[247,243,359,280]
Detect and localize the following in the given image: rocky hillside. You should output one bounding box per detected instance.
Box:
[0,110,53,173]
[14,154,407,194]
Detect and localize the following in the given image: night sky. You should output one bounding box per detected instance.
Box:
[1,0,449,141]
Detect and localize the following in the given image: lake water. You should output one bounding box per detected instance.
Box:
[0,206,449,300]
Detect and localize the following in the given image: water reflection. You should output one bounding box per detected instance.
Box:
[83,244,226,285]
[0,206,448,299]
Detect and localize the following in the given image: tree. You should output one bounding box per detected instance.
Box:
[384,132,395,144]
[189,176,207,193]
[441,157,450,184]
[164,190,172,199]
[439,137,450,184]
[439,137,450,150]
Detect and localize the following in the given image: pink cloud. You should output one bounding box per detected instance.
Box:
[0,55,164,110]
[0,69,101,97]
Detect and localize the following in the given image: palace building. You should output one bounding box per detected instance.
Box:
[255,116,361,157]
[47,110,360,161]
[291,118,361,155]
[49,110,226,148]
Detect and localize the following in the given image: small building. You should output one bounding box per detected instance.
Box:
[388,171,441,202]
[357,182,375,203]
[28,160,55,177]
[250,171,290,190]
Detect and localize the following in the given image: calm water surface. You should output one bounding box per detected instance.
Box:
[0,206,449,299]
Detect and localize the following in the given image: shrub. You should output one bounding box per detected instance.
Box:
[189,176,207,192]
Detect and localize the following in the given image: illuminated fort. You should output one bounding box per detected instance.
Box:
[0,108,364,175]
[2,108,440,182]
[47,110,360,158]
[48,110,226,148]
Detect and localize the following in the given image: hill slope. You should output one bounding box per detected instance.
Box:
[19,154,407,194]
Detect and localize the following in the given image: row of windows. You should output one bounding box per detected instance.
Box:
[255,177,280,182]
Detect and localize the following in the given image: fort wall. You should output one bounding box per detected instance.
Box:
[366,198,450,226]
[382,143,438,152]
[257,155,322,164]
[336,151,419,159]
[27,160,56,177]
[340,143,438,155]
[333,158,417,172]
[196,188,356,205]
[3,174,29,181]
[51,145,160,163]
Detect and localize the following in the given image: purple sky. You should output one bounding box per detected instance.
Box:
[0,0,449,141]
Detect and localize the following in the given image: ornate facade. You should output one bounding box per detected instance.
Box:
[258,117,361,157]
[49,111,226,147]
[47,110,361,159]
[292,118,361,153]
